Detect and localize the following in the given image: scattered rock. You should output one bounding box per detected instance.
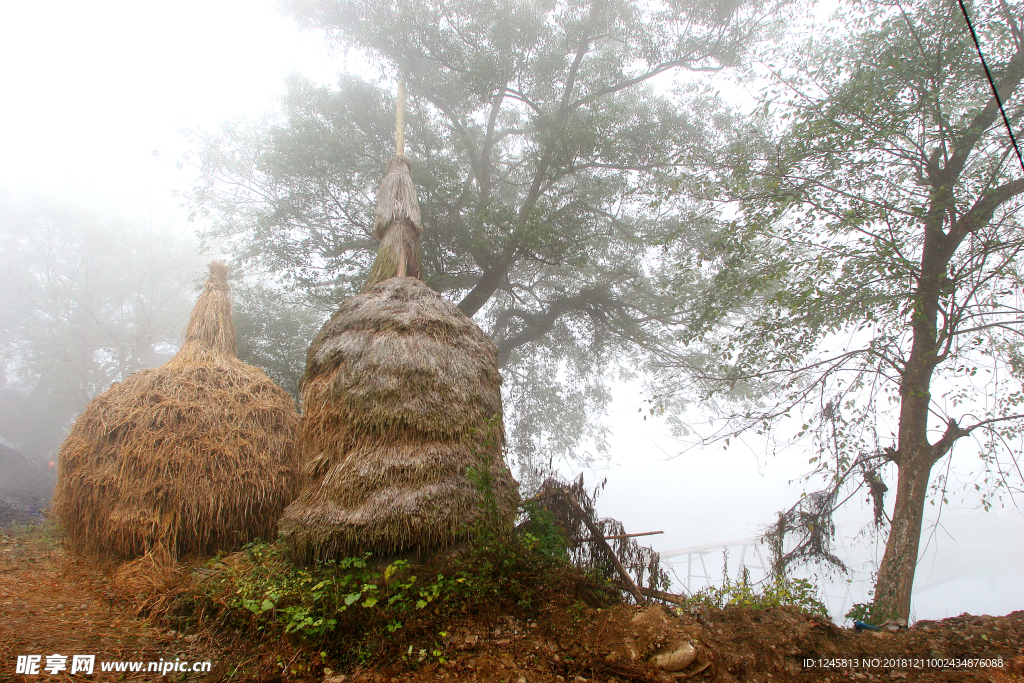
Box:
[649,640,697,671]
[683,604,712,627]
[880,618,907,631]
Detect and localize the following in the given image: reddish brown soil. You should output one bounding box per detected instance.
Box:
[2,529,1022,683]
[352,605,1023,683]
[1,530,297,682]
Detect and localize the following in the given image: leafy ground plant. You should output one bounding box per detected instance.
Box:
[681,573,830,619]
[183,541,454,648]
[177,508,616,671]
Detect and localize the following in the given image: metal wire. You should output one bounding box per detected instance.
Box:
[956,0,1024,173]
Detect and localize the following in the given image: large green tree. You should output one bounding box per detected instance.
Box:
[188,0,786,472]
[657,0,1024,621]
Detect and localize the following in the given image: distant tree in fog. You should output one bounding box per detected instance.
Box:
[231,280,325,397]
[0,195,200,460]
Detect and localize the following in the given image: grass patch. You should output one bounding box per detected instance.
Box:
[0,519,61,557]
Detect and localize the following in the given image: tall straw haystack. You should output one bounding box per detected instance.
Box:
[280,151,517,562]
[53,263,301,559]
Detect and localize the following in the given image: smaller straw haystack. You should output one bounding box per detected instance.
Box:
[53,263,301,559]
[280,143,517,562]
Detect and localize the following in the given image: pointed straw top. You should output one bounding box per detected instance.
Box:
[374,79,420,239]
[181,262,238,357]
[363,82,423,289]
[372,156,422,240]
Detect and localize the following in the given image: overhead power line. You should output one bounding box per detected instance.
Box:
[956,0,1024,173]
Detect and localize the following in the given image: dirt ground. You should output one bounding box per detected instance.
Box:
[2,527,1022,683]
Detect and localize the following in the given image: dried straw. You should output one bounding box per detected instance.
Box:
[180,260,236,358]
[280,277,518,562]
[108,545,188,618]
[52,263,301,559]
[373,156,421,240]
[364,156,422,289]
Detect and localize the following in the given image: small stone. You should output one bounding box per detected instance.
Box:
[649,641,697,672]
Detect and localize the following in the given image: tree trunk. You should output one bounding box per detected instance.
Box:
[871,220,947,623]
[871,450,931,622]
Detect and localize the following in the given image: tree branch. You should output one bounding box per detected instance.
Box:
[939,50,1024,186]
[949,178,1024,243]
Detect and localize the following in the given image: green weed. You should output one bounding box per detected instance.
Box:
[680,572,830,618]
